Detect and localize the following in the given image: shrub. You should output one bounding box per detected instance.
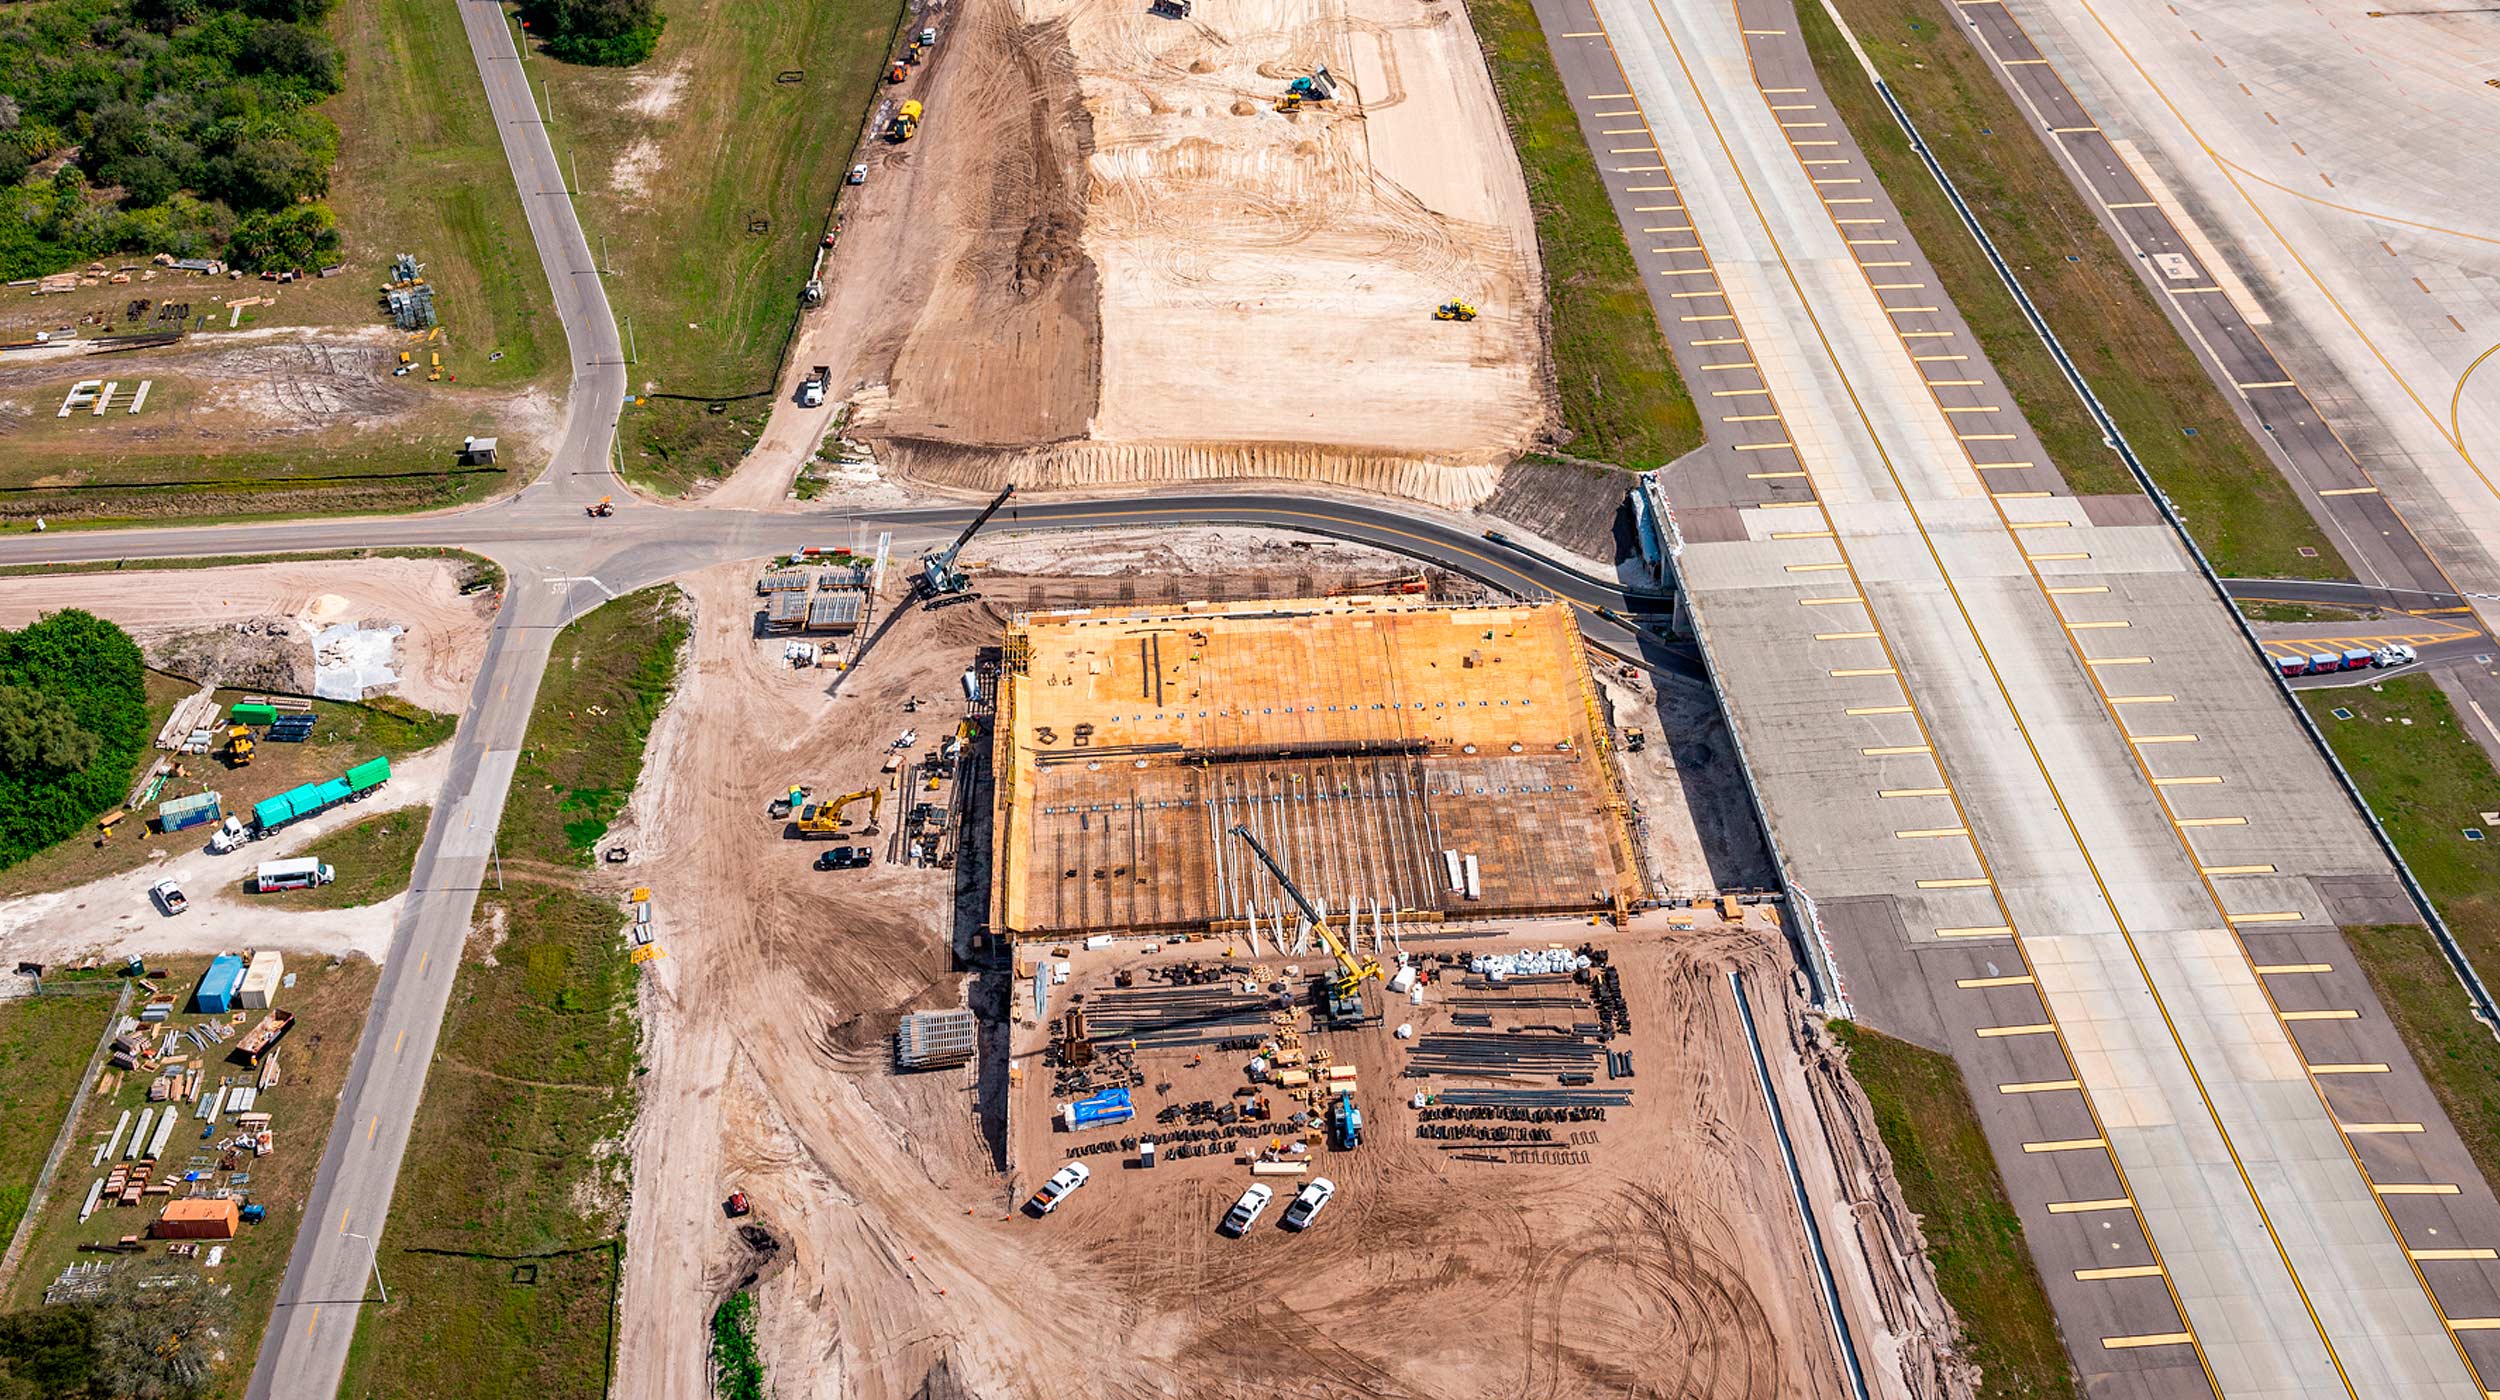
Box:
[523,0,664,66]
[0,611,150,871]
[226,198,337,269]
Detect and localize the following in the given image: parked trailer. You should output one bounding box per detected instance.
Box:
[193,954,244,1014]
[2342,648,2376,671]
[252,756,390,834]
[234,1009,296,1067]
[155,791,222,833]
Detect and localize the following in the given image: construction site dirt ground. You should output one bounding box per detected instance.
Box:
[779,0,1554,510]
[0,556,497,713]
[608,548,1957,1399]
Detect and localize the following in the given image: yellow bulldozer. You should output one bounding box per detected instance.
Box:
[1435,299,1478,322]
[224,724,255,768]
[793,787,882,838]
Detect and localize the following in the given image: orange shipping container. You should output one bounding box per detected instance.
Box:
[153,1198,239,1240]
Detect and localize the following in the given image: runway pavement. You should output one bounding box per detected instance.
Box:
[1535,0,2500,1391]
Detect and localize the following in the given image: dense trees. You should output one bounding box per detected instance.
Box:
[0,0,345,277]
[0,611,149,872]
[523,0,665,67]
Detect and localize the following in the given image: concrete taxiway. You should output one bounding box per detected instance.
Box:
[1534,0,2500,1392]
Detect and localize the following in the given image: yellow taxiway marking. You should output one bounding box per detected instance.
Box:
[2103,1333,2195,1351]
[2378,1184,2461,1195]
[2411,1248,2497,1261]
[2308,1064,2388,1075]
[1918,877,1992,889]
[2254,963,2332,975]
[2281,1009,2360,1021]
[1879,787,1950,798]
[1937,926,2014,939]
[1978,1024,2057,1038]
[2048,1197,2134,1214]
[1958,973,2034,988]
[2025,1138,2107,1153]
[2077,1264,2164,1280]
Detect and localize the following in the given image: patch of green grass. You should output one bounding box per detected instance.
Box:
[1796,0,2344,580]
[1830,1021,2078,1400]
[504,586,688,867]
[538,0,904,492]
[319,0,555,389]
[712,1291,766,1400]
[2237,599,2373,625]
[247,804,430,910]
[2305,678,2500,960]
[0,994,117,1251]
[1463,0,1701,467]
[338,881,634,1400]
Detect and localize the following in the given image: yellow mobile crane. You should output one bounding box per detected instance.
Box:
[1230,824,1379,1025]
[793,787,882,837]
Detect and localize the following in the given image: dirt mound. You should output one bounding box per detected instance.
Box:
[871,11,1103,451]
[144,616,313,694]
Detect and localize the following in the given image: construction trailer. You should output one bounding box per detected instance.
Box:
[757,568,813,597]
[895,1008,978,1070]
[155,791,222,834]
[236,950,285,1010]
[153,1198,239,1241]
[194,955,245,1015]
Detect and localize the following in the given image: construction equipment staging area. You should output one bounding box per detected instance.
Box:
[987,597,1644,943]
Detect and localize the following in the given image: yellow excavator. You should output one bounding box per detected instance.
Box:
[1435,299,1478,322]
[224,724,255,767]
[1230,824,1380,1025]
[793,787,882,837]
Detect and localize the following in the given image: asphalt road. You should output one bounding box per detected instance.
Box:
[237,0,628,1393]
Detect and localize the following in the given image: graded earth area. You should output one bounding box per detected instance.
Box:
[607,545,1957,1400]
[0,557,495,712]
[817,0,1553,507]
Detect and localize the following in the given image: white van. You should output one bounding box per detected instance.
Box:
[253,858,335,892]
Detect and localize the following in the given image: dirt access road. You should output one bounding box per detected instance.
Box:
[609,557,1962,1399]
[721,0,1553,510]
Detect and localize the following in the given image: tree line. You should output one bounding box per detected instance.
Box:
[0,610,150,872]
[0,0,662,282]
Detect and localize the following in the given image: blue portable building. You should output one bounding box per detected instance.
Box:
[194,955,245,1014]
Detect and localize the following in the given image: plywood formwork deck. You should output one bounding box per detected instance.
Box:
[991,597,1640,940]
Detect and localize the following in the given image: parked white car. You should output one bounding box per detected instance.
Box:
[149,880,188,916]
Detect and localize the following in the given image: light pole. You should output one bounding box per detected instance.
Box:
[342,1231,388,1305]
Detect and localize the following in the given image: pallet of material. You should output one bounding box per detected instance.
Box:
[765,590,812,630]
[757,569,813,596]
[154,687,220,751]
[894,1008,978,1069]
[237,694,314,712]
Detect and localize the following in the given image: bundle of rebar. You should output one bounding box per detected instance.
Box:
[1404,1030,1601,1079]
[1078,985,1273,1050]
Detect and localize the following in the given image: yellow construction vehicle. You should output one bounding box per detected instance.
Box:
[1275,92,1304,113]
[1230,824,1380,1025]
[224,725,255,767]
[1435,299,1478,322]
[793,787,882,837]
[889,100,923,142]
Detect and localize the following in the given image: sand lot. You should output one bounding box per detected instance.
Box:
[0,557,495,712]
[607,558,1958,1399]
[818,0,1551,508]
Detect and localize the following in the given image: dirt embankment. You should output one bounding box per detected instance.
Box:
[800,0,1551,512]
[867,8,1104,451]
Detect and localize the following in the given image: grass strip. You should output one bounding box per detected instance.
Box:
[1463,0,1702,467]
[336,882,634,1400]
[1795,0,2344,580]
[503,585,689,867]
[1831,1021,2078,1400]
[0,995,118,1250]
[0,548,503,593]
[250,805,431,910]
[2296,677,2500,1281]
[712,1291,766,1400]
